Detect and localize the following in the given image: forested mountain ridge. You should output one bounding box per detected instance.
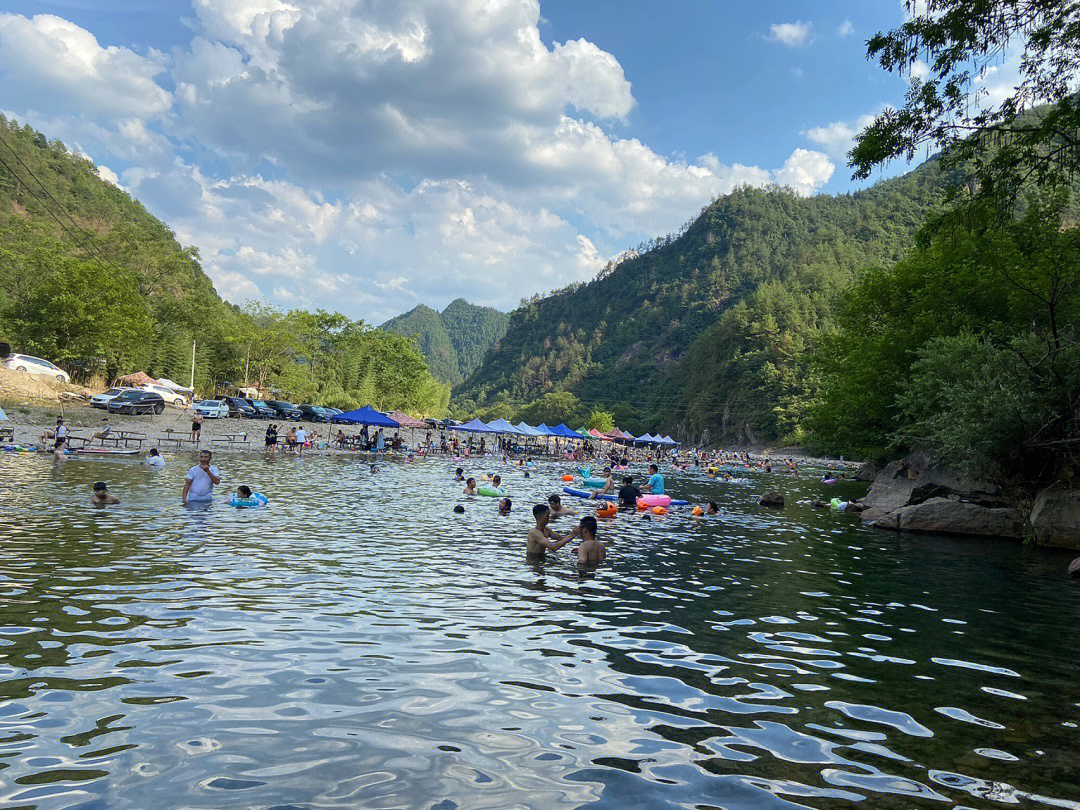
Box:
[381,298,508,386]
[0,115,449,414]
[453,160,953,440]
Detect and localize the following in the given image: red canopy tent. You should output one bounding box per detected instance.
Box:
[388,410,428,429]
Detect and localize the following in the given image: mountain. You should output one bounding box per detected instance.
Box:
[381,298,508,386]
[453,159,954,442]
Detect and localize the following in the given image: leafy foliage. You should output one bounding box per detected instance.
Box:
[454,163,950,439]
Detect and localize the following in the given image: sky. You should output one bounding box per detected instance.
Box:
[0,1,992,323]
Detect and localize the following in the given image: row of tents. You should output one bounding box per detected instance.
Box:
[330,406,680,446]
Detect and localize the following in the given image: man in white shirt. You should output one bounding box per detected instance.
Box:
[182,449,220,505]
[295,426,307,457]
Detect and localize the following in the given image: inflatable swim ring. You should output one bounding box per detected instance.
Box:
[596,503,617,518]
[228,492,268,508]
[560,487,689,506]
[477,486,506,497]
[637,494,672,508]
[577,467,591,478]
[582,477,607,488]
[822,478,837,485]
[561,474,574,482]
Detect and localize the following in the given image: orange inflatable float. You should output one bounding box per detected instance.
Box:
[652,506,667,515]
[561,474,574,482]
[596,503,617,518]
[691,506,704,516]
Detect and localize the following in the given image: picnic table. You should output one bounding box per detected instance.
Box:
[157,428,196,449]
[213,432,250,448]
[97,430,146,450]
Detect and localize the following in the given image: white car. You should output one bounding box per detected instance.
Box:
[140,383,187,407]
[91,387,135,409]
[193,399,229,419]
[3,353,70,384]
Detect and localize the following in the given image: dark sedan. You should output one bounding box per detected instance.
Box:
[244,399,278,418]
[224,396,256,418]
[297,404,332,422]
[268,400,302,420]
[107,390,165,415]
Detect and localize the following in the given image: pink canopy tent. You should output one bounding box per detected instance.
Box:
[388,410,428,429]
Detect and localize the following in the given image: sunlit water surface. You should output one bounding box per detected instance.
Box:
[1,453,1078,810]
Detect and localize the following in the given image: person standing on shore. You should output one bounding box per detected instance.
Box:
[182,450,220,506]
[265,423,278,456]
[190,411,204,444]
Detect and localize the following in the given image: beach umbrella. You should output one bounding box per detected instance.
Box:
[388,410,427,429]
[333,405,399,427]
[486,418,522,434]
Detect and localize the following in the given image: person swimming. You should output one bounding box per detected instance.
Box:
[617,476,641,508]
[463,477,477,495]
[492,474,502,489]
[146,448,165,467]
[526,503,575,557]
[454,467,464,481]
[574,515,605,565]
[643,463,665,495]
[547,494,577,517]
[498,497,512,515]
[453,504,465,514]
[706,501,719,515]
[91,481,119,506]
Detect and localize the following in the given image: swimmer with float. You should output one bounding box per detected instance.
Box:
[588,467,615,499]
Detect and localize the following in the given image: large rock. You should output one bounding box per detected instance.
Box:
[861,460,917,522]
[1030,489,1080,549]
[884,497,1023,538]
[1069,557,1080,579]
[758,490,784,507]
[909,466,999,505]
[855,461,881,482]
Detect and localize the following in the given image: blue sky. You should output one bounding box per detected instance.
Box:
[0,1,934,322]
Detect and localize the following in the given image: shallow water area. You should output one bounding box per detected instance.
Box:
[1,453,1078,809]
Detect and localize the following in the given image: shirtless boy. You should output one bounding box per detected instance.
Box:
[527,503,577,557]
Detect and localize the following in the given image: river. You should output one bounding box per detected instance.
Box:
[0,453,1077,809]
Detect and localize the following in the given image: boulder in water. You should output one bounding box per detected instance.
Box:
[758,490,784,507]
[885,497,1023,538]
[1030,489,1080,550]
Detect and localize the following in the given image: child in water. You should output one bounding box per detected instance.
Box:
[454,467,464,481]
[498,497,512,515]
[492,474,502,489]
[91,481,119,506]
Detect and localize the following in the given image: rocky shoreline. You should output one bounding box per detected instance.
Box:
[859,454,1080,550]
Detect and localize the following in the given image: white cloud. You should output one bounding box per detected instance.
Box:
[96,164,121,186]
[768,21,812,47]
[0,3,842,321]
[838,19,854,37]
[773,149,834,195]
[803,114,877,160]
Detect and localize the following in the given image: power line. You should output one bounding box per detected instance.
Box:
[0,133,109,265]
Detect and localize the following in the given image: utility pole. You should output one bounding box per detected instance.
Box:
[189,340,196,391]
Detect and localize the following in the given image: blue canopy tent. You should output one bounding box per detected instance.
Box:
[635,432,656,444]
[550,423,585,440]
[450,418,497,433]
[515,422,543,437]
[661,434,679,445]
[333,405,399,427]
[486,418,522,434]
[534,424,556,436]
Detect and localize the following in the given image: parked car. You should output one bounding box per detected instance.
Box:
[245,399,278,419]
[193,399,230,419]
[223,396,256,418]
[268,400,302,420]
[108,390,165,415]
[297,404,332,422]
[91,386,134,409]
[2,353,70,384]
[140,383,187,407]
[324,407,343,417]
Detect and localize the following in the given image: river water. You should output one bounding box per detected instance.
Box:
[0,453,1077,809]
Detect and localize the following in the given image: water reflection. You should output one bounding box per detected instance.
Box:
[0,453,1078,809]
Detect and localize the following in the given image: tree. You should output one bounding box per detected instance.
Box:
[585,407,615,433]
[852,1,1080,214]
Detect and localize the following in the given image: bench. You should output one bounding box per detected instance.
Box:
[0,425,12,443]
[157,436,195,449]
[213,437,250,448]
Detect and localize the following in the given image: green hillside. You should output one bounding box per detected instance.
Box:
[381,298,508,386]
[453,160,953,440]
[0,115,448,414]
